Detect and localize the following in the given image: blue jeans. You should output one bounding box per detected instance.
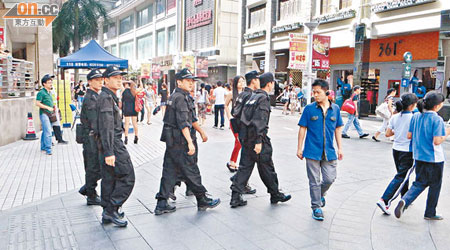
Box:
[342,114,363,136]
[403,160,444,217]
[381,150,414,203]
[214,104,225,127]
[39,113,52,153]
[77,96,84,110]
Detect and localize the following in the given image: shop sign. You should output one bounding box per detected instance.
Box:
[259,59,278,71]
[402,63,412,79]
[368,69,376,79]
[196,56,208,77]
[312,35,330,70]
[288,33,308,70]
[141,63,151,79]
[193,0,203,7]
[272,22,302,34]
[186,9,212,30]
[152,64,161,79]
[182,55,195,73]
[244,30,266,40]
[314,9,356,24]
[371,0,436,13]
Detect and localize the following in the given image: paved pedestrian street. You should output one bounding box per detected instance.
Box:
[1,110,450,250]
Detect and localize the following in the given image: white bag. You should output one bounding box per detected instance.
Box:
[376,102,391,119]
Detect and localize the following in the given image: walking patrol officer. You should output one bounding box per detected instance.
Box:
[78,69,103,206]
[230,72,291,207]
[154,68,220,215]
[97,66,135,227]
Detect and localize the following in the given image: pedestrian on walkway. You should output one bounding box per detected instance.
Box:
[74,80,86,110]
[97,66,135,227]
[230,72,291,208]
[376,93,418,215]
[121,81,139,144]
[372,88,396,142]
[78,69,103,206]
[144,83,156,125]
[159,83,169,116]
[297,79,344,221]
[50,87,68,144]
[213,81,226,130]
[341,85,369,139]
[395,91,450,220]
[35,74,55,155]
[277,86,290,115]
[446,78,450,99]
[154,68,220,215]
[196,83,209,126]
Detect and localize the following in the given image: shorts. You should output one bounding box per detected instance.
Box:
[160,102,166,106]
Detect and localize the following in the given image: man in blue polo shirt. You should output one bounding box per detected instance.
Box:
[297,79,344,221]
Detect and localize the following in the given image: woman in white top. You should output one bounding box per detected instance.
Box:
[277,86,290,115]
[196,83,209,126]
[144,83,157,125]
[373,88,396,142]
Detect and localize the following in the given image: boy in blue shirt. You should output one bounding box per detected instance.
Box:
[395,91,450,220]
[297,79,344,221]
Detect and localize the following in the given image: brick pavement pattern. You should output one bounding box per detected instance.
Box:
[0,110,449,250]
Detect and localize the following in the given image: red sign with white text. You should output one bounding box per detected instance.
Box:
[0,27,4,48]
[152,64,161,79]
[186,9,212,30]
[312,35,330,70]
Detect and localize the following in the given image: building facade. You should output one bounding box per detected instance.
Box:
[238,0,450,114]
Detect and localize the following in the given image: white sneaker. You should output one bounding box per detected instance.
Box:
[376,199,390,215]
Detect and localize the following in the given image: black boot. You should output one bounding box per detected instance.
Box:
[154,199,176,215]
[134,136,138,144]
[270,192,292,204]
[78,185,87,196]
[230,191,247,208]
[185,187,194,196]
[124,136,128,145]
[86,194,101,206]
[102,209,128,227]
[244,184,256,194]
[196,194,221,211]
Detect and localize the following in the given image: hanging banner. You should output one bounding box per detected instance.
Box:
[141,63,151,79]
[196,57,208,77]
[0,27,4,49]
[182,55,195,72]
[312,35,330,70]
[152,64,161,79]
[288,33,308,70]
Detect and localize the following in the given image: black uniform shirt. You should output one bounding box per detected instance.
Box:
[232,87,252,120]
[80,89,99,136]
[97,86,126,157]
[163,88,197,130]
[251,89,271,144]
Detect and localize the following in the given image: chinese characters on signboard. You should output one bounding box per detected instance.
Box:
[312,35,330,70]
[288,33,308,70]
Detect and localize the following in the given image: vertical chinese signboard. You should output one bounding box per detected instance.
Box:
[288,33,308,70]
[312,35,330,70]
[196,57,208,77]
[182,55,195,73]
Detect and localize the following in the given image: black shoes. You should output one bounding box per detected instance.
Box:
[360,133,369,139]
[342,134,350,139]
[78,185,87,196]
[102,210,128,227]
[230,192,247,208]
[270,192,292,204]
[227,162,237,173]
[154,199,176,215]
[134,136,138,144]
[244,184,256,194]
[87,195,101,206]
[58,140,68,144]
[124,136,128,145]
[372,136,380,142]
[197,195,221,211]
[186,189,194,196]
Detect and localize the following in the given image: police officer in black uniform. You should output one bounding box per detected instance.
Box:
[78,69,103,205]
[97,66,135,227]
[230,72,291,207]
[154,68,220,215]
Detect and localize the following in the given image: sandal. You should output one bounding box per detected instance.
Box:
[226,162,238,173]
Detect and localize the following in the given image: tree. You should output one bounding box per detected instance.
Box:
[52,0,108,81]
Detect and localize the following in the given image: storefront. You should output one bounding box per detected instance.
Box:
[330,31,439,114]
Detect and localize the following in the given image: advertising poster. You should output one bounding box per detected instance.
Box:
[141,63,151,79]
[196,57,208,77]
[182,55,195,72]
[0,27,4,49]
[288,33,308,70]
[152,64,161,79]
[312,35,330,70]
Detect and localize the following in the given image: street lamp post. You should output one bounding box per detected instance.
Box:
[304,21,319,105]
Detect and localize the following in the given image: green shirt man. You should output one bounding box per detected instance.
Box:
[36,88,53,115]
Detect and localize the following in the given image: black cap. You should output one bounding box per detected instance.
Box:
[41,74,54,84]
[259,72,274,85]
[176,68,196,80]
[87,69,103,80]
[245,70,259,82]
[103,66,127,78]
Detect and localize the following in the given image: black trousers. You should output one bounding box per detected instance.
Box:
[53,125,63,142]
[82,136,102,197]
[381,150,414,202]
[156,140,207,200]
[447,87,450,98]
[214,105,225,127]
[231,136,279,195]
[100,155,135,213]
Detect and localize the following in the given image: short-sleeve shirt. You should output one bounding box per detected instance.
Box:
[213,87,226,105]
[409,111,446,163]
[36,88,53,115]
[352,94,360,102]
[298,101,344,161]
[388,111,413,152]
